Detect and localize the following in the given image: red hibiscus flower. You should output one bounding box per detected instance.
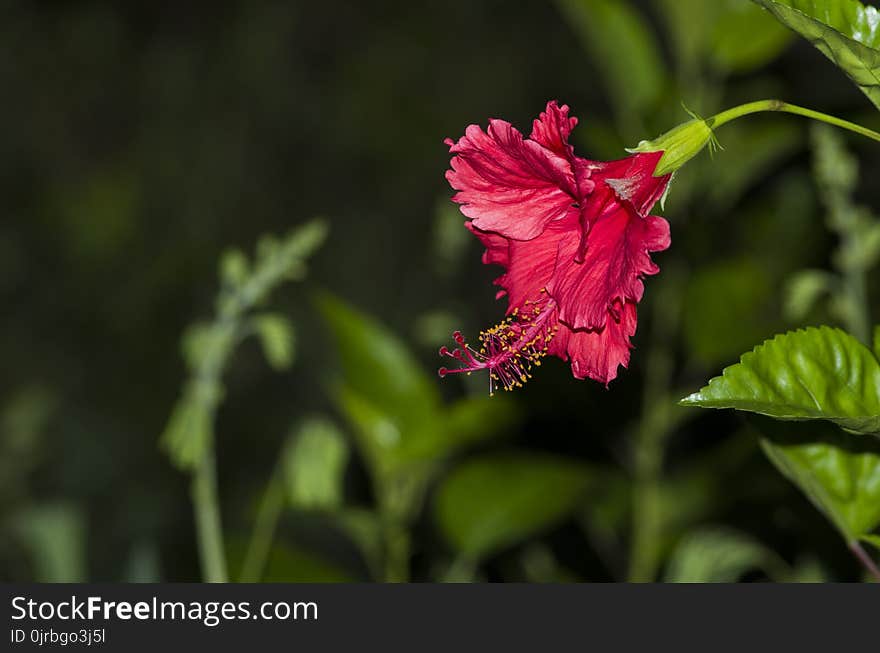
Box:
[439,101,671,390]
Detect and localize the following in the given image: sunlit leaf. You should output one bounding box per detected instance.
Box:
[757,419,880,541]
[436,453,591,560]
[752,0,880,110]
[681,327,880,435]
[665,527,786,582]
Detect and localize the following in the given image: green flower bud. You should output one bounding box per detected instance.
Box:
[627,117,717,177]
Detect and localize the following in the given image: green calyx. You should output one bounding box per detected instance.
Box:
[627,111,720,177]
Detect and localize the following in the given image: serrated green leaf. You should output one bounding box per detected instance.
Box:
[682,326,880,435]
[283,417,349,511]
[756,418,880,540]
[435,453,591,560]
[752,0,880,110]
[252,313,295,370]
[557,0,666,117]
[664,527,786,582]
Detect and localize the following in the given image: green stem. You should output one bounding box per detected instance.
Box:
[627,269,684,582]
[711,100,880,144]
[239,465,286,583]
[627,415,666,582]
[192,447,228,582]
[850,541,880,582]
[383,521,411,583]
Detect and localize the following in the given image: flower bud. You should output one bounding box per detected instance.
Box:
[627,117,716,177]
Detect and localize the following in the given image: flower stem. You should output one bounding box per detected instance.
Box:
[850,541,880,582]
[627,268,684,582]
[239,464,286,583]
[192,447,228,582]
[711,100,880,144]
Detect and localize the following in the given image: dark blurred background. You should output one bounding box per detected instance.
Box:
[2,0,879,582]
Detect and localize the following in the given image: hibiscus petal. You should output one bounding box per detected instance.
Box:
[594,151,669,216]
[549,300,638,385]
[549,203,670,329]
[468,221,576,312]
[529,101,578,160]
[446,119,579,240]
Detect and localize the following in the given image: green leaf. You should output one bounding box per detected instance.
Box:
[219,249,249,289]
[710,0,793,73]
[757,418,880,541]
[252,313,296,370]
[283,417,349,511]
[14,503,87,582]
[751,0,880,110]
[435,453,591,560]
[556,0,666,117]
[334,509,384,580]
[681,326,880,436]
[655,0,791,75]
[664,527,787,582]
[861,533,880,549]
[315,291,440,434]
[228,537,353,582]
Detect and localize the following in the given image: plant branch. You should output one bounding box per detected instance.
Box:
[711,100,880,144]
[192,448,228,582]
[239,465,286,583]
[850,541,880,582]
[627,268,684,582]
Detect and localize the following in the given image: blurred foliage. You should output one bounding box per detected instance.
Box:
[162,220,327,469]
[3,0,880,583]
